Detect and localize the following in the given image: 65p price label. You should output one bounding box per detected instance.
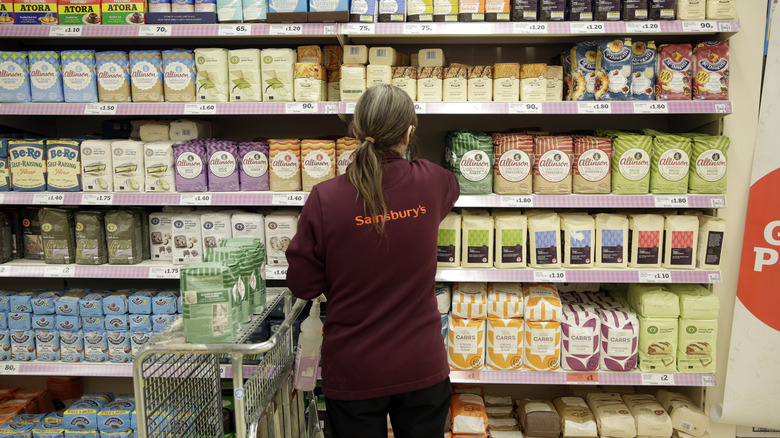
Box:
[219,25,251,36]
[534,270,567,283]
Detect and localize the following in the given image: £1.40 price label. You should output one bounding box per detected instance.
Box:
[33,193,65,205]
[180,193,212,206]
[534,270,567,283]
[272,193,305,206]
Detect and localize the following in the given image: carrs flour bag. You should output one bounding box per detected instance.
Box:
[444,130,494,194]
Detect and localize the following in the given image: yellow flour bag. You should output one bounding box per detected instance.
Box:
[448,317,486,370]
[300,139,335,192]
[269,139,301,191]
[524,320,561,371]
[487,317,524,370]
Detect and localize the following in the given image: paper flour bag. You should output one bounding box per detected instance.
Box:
[194,48,229,102]
[595,213,628,268]
[231,212,265,241]
[611,134,653,194]
[129,51,164,102]
[637,315,677,372]
[561,304,600,371]
[533,135,573,195]
[493,211,527,269]
[174,141,208,192]
[29,51,64,103]
[586,394,636,438]
[335,137,358,176]
[697,215,725,269]
[662,214,699,269]
[461,210,494,268]
[437,212,461,267]
[560,213,594,268]
[492,133,533,195]
[301,139,335,192]
[206,140,240,191]
[677,318,717,373]
[648,133,692,194]
[111,140,144,192]
[553,397,598,438]
[598,308,638,371]
[45,140,81,191]
[200,212,232,250]
[95,51,131,103]
[435,283,451,314]
[444,130,493,194]
[628,214,664,267]
[105,210,144,265]
[686,134,729,194]
[75,210,107,265]
[523,320,561,371]
[162,49,196,102]
[528,211,561,268]
[622,394,673,438]
[573,136,611,194]
[269,139,301,191]
[523,283,561,321]
[487,283,523,319]
[144,141,176,192]
[265,211,297,266]
[228,48,262,102]
[61,50,98,103]
[171,214,203,265]
[149,212,173,261]
[260,48,295,102]
[451,282,487,320]
[486,317,523,371]
[9,140,46,191]
[81,140,113,191]
[448,317,485,370]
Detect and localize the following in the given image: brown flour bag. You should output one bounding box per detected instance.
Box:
[534,136,573,195]
[492,133,533,195]
[573,136,611,194]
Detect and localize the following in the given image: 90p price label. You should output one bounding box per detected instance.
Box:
[286,102,318,114]
[509,102,542,114]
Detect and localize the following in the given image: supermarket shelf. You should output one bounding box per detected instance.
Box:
[0,23,338,38]
[0,361,255,378]
[0,259,182,279]
[454,194,726,209]
[449,370,717,386]
[0,101,732,116]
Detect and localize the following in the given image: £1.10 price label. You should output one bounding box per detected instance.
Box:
[138,25,171,37]
[642,373,674,385]
[655,195,688,208]
[0,363,19,375]
[149,267,180,279]
[272,193,305,206]
[33,193,65,205]
[44,265,75,278]
[184,103,217,115]
[84,103,118,115]
[509,102,542,114]
[534,270,567,283]
[633,102,668,114]
[638,271,671,283]
[180,193,212,206]
[49,26,82,37]
[81,193,114,205]
[219,25,251,36]
[269,24,303,35]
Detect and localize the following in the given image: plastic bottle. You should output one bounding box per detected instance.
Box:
[293,296,324,391]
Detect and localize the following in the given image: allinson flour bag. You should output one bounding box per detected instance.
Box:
[611,134,653,194]
[237,141,269,190]
[162,49,196,102]
[437,212,461,267]
[492,132,533,195]
[300,139,335,192]
[174,141,208,192]
[647,131,692,194]
[444,130,493,194]
[683,134,729,194]
[269,139,301,191]
[573,136,611,194]
[335,137,358,176]
[533,135,573,195]
[129,50,164,102]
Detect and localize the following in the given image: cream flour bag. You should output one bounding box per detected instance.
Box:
[598,308,638,371]
[265,210,297,266]
[611,134,653,194]
[523,320,561,371]
[533,135,573,195]
[451,282,487,320]
[697,215,725,269]
[560,213,594,268]
[553,397,598,438]
[621,394,673,438]
[162,49,196,102]
[461,210,494,268]
[492,133,533,195]
[194,48,229,102]
[437,212,461,267]
[111,140,144,192]
[573,136,611,194]
[647,132,692,194]
[662,214,699,269]
[301,139,335,192]
[595,213,628,268]
[81,140,113,191]
[628,214,664,268]
[528,211,561,268]
[231,212,265,241]
[444,130,493,194]
[493,211,527,269]
[448,317,486,370]
[269,139,301,191]
[228,48,262,102]
[335,137,358,176]
[143,141,176,192]
[487,283,523,319]
[586,394,637,438]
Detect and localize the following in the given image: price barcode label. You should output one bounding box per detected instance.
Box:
[272,193,305,206]
[633,102,668,114]
[324,103,338,114]
[0,265,10,277]
[655,195,688,208]
[219,25,251,36]
[509,102,543,114]
[0,363,19,375]
[578,102,611,114]
[84,103,117,115]
[702,375,716,386]
[717,21,734,32]
[513,22,547,34]
[500,196,534,208]
[323,25,337,35]
[44,265,75,278]
[81,193,114,205]
[149,267,180,279]
[33,193,65,205]
[642,373,674,385]
[708,273,722,284]
[0,193,4,204]
[184,103,217,115]
[138,25,171,37]
[462,371,480,382]
[269,24,303,35]
[267,267,288,280]
[342,23,375,34]
[413,102,427,114]
[715,103,730,113]
[683,21,716,32]
[570,22,605,33]
[639,271,672,283]
[711,197,726,208]
[345,102,356,114]
[626,21,661,33]
[566,373,598,384]
[219,365,229,378]
[404,23,436,34]
[49,26,82,37]
[286,102,318,114]
[180,193,212,205]
[534,270,567,283]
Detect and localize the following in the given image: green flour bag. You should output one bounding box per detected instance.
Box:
[444,130,494,194]
[611,134,653,194]
[649,133,692,194]
[681,134,729,194]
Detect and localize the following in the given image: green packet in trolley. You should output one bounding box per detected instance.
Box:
[444,130,494,194]
[180,261,241,343]
[678,133,729,194]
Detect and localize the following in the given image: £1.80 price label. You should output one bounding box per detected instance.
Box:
[500,196,533,208]
[578,102,611,114]
[655,195,688,208]
[633,102,668,114]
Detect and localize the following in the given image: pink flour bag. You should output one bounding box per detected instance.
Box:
[561,304,601,371]
[238,142,270,191]
[174,141,208,192]
[205,140,240,192]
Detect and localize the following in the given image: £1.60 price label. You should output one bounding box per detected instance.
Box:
[184,103,217,115]
[33,193,65,205]
[534,270,567,283]
[509,102,542,114]
[0,363,19,375]
[180,193,212,206]
[84,103,118,115]
[149,267,180,279]
[655,195,688,208]
[642,373,674,386]
[272,193,305,206]
[44,265,75,278]
[267,267,288,280]
[269,24,303,35]
[638,271,671,283]
[138,25,171,37]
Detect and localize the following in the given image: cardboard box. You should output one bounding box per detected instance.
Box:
[58,0,100,24]
[13,0,58,24]
[266,0,306,22]
[101,0,145,24]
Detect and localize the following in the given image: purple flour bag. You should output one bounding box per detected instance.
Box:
[205,140,240,192]
[174,141,208,192]
[238,142,270,191]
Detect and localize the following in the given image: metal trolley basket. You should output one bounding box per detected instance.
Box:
[133,288,318,438]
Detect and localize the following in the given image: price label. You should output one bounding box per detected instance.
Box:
[323,25,337,35]
[404,23,436,34]
[570,22,605,33]
[267,267,288,280]
[184,103,217,115]
[566,373,598,384]
[534,270,567,283]
[324,103,338,114]
[513,22,547,34]
[708,273,722,284]
[49,26,83,37]
[626,21,661,33]
[702,375,716,386]
[717,21,734,32]
[219,365,229,378]
[0,265,10,277]
[655,195,688,208]
[509,102,543,114]
[0,363,19,375]
[715,103,730,113]
[711,197,726,208]
[269,24,303,35]
[218,24,251,36]
[413,102,427,114]
[44,265,75,278]
[462,371,481,382]
[272,193,305,206]
[33,193,65,205]
[84,103,117,115]
[500,195,534,208]
[149,266,180,279]
[180,193,212,205]
[342,23,375,34]
[0,193,4,204]
[286,102,318,114]
[345,102,356,114]
[578,102,612,114]
[638,271,672,283]
[642,373,674,385]
[633,102,668,114]
[683,21,716,32]
[138,25,171,37]
[81,193,114,205]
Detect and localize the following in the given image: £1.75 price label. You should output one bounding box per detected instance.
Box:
[81,193,114,205]
[149,267,180,279]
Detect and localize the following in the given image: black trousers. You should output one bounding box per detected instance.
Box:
[325,378,452,438]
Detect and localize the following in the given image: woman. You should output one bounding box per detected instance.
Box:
[286,84,460,438]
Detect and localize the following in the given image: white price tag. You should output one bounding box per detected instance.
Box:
[218,24,251,36]
[702,375,716,386]
[633,102,668,114]
[33,193,65,205]
[717,21,734,32]
[149,266,180,279]
[286,102,318,114]
[138,25,171,37]
[44,265,75,278]
[655,195,688,208]
[84,103,117,115]
[0,363,19,375]
[272,193,305,206]
[323,25,337,35]
[0,265,10,277]
[578,102,611,114]
[642,373,674,385]
[404,23,436,34]
[342,23,375,34]
[219,365,228,378]
[413,102,427,114]
[534,270,567,283]
[184,103,217,115]
[513,22,547,34]
[708,273,722,284]
[711,197,726,208]
[324,103,338,114]
[570,22,605,33]
[49,26,83,37]
[499,195,534,208]
[267,267,288,280]
[345,102,356,114]
[715,103,729,113]
[509,102,543,114]
[269,24,303,35]
[0,193,5,204]
[683,21,716,32]
[180,193,212,206]
[626,21,661,33]
[638,271,672,283]
[81,193,114,205]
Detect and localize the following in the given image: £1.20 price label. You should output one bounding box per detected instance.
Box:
[270,24,302,35]
[570,22,604,33]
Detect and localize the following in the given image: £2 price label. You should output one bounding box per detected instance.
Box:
[642,373,674,385]
[0,265,10,277]
[44,265,75,278]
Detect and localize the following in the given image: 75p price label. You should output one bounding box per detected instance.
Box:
[404,23,435,34]
[342,23,375,34]
[149,267,180,279]
[272,193,305,206]
[534,270,567,283]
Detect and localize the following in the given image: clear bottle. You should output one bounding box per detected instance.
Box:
[293,297,324,391]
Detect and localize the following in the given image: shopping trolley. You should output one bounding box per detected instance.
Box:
[133,288,321,438]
